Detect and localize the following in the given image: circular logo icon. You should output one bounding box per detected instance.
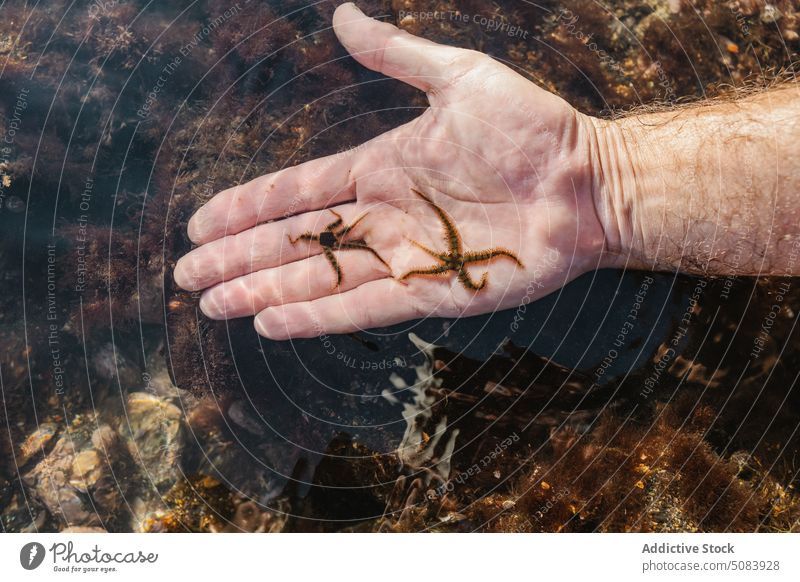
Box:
[20,542,46,570]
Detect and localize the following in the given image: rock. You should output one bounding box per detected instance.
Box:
[23,423,125,529]
[228,400,266,436]
[91,425,119,451]
[70,450,104,492]
[17,422,58,466]
[120,392,184,489]
[24,433,99,528]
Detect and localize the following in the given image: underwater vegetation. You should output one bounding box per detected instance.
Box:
[1,0,799,532]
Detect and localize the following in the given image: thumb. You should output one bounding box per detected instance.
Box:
[332,3,465,93]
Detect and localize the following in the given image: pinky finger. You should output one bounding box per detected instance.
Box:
[254,279,423,340]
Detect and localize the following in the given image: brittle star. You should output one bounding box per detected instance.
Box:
[400,189,523,291]
[288,210,389,288]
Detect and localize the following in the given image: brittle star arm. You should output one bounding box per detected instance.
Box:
[457,268,488,291]
[338,241,391,270]
[325,210,344,232]
[288,232,317,245]
[337,211,369,239]
[407,238,449,261]
[323,246,343,287]
[463,248,524,267]
[411,189,462,254]
[400,264,451,280]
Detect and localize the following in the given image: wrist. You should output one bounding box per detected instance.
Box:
[586,111,687,272]
[585,114,646,270]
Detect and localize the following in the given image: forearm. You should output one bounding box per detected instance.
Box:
[592,85,800,276]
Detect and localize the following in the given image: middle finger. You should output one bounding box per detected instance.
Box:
[197,242,393,319]
[174,203,364,292]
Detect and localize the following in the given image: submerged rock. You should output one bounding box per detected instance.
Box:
[23,421,126,529]
[17,422,59,467]
[69,450,104,492]
[119,392,185,490]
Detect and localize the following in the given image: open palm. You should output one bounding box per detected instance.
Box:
[173,3,609,340]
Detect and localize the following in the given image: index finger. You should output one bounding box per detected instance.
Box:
[187,146,370,244]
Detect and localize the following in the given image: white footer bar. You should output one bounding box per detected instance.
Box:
[2,533,798,581]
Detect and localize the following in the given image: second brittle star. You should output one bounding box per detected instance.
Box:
[400,189,523,291]
[288,209,389,288]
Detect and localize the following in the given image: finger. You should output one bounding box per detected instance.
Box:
[253,278,423,340]
[188,147,369,245]
[198,244,392,320]
[174,203,360,292]
[333,3,466,93]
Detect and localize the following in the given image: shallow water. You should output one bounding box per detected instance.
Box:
[2,0,799,532]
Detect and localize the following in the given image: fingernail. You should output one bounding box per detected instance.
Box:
[254,315,269,337]
[173,257,203,291]
[188,207,213,243]
[187,214,203,243]
[199,292,223,319]
[173,263,188,290]
[349,3,364,15]
[255,313,283,339]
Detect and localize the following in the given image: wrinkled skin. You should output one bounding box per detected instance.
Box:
[173,2,610,340]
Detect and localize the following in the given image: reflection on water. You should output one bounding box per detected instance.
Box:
[2,0,799,532]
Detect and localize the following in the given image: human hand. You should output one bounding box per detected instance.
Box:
[173,2,613,340]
